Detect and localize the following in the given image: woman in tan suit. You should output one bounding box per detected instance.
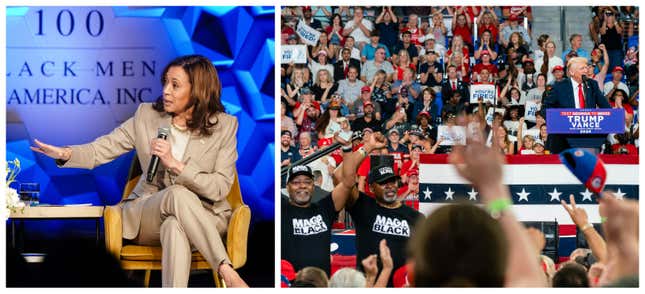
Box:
[30,55,247,287]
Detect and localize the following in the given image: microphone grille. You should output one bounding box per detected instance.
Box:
[158,127,170,136]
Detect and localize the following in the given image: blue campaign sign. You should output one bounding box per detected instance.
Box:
[546,109,625,134]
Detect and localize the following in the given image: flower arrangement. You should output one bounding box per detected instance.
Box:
[5,158,25,219]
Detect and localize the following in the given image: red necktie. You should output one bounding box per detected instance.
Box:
[578,84,585,108]
[452,81,456,91]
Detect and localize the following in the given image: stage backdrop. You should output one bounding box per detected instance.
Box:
[6,6,275,223]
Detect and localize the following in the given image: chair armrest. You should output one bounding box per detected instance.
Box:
[226,204,251,269]
[104,205,123,259]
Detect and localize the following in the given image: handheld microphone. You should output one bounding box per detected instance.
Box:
[146,127,170,183]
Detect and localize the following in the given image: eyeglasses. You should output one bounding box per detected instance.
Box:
[290,179,313,186]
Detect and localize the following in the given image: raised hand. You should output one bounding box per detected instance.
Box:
[379,239,393,269]
[526,227,546,255]
[361,254,378,278]
[30,139,71,161]
[448,116,505,197]
[365,132,387,152]
[561,194,589,228]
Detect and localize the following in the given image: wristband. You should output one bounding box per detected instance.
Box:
[581,223,594,232]
[358,147,367,157]
[600,216,608,223]
[342,146,353,153]
[487,198,512,219]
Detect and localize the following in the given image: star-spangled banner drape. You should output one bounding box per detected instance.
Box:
[418,154,638,259]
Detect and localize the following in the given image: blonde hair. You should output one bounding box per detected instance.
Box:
[567,57,589,77]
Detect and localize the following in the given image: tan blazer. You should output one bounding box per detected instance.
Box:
[62,103,238,239]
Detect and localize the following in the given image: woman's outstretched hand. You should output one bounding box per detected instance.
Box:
[30,139,71,161]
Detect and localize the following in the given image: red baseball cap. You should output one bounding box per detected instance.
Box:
[480,50,490,56]
[552,65,564,72]
[281,259,296,282]
[508,14,520,22]
[407,168,419,177]
[524,58,534,64]
[361,85,371,93]
[363,100,374,108]
[612,66,624,73]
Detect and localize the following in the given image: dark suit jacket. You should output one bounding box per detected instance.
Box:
[333,58,361,82]
[440,79,470,106]
[542,77,611,153]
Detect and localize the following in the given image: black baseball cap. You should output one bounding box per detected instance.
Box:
[281,130,292,137]
[287,165,314,182]
[368,165,399,184]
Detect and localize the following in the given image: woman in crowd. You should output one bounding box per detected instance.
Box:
[534,40,563,84]
[525,73,547,104]
[311,31,335,62]
[326,14,345,47]
[393,49,416,82]
[429,12,448,47]
[590,44,610,90]
[412,88,439,121]
[446,35,469,60]
[311,68,338,104]
[496,125,516,155]
[281,100,298,144]
[285,66,312,107]
[474,29,499,60]
[476,8,499,44]
[314,103,342,140]
[505,32,531,65]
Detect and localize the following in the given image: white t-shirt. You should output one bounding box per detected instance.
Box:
[603,81,630,96]
[344,18,373,44]
[534,56,564,85]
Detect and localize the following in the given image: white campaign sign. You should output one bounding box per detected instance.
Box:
[470,84,496,104]
[485,107,506,126]
[438,125,466,146]
[524,100,540,122]
[281,45,307,64]
[296,20,320,46]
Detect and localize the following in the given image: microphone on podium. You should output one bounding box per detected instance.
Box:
[581,74,590,89]
[147,127,170,183]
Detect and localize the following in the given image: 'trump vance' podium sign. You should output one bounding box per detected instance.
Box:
[546,109,625,134]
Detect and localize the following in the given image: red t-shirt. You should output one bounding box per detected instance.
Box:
[397,185,419,210]
[293,101,321,114]
[609,101,634,114]
[611,144,638,155]
[454,6,479,23]
[478,23,499,43]
[394,63,417,81]
[402,27,424,46]
[446,47,470,59]
[453,24,473,45]
[472,63,498,75]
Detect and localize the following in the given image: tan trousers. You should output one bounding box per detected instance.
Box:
[131,185,231,287]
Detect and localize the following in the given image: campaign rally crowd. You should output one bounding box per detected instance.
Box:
[280,6,639,288]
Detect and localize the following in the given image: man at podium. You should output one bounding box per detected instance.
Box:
[541,57,611,153]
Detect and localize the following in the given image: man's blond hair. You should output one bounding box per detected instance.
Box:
[567,57,588,76]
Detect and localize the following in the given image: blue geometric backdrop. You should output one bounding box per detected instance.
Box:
[6,6,275,224]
